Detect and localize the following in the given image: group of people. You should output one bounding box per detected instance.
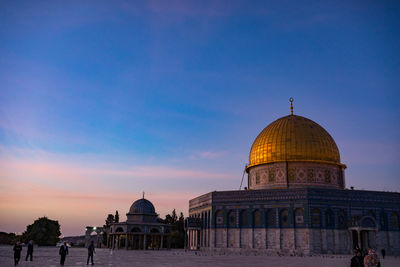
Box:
[12,240,96,266]
[350,247,385,267]
[12,240,33,266]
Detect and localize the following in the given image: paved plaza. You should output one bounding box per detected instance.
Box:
[1,246,399,267]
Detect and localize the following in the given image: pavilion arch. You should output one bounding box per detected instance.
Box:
[360,216,377,228]
[131,227,142,233]
[253,209,262,228]
[115,227,124,233]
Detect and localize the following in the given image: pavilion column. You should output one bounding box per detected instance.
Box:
[143,234,147,250]
[112,235,115,249]
[161,235,164,249]
[357,230,361,249]
[125,234,128,250]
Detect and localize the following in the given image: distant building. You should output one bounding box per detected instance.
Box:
[187,101,400,255]
[107,197,171,250]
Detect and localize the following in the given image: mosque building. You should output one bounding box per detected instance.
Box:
[186,99,400,255]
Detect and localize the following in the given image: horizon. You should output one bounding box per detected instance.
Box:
[1,0,399,236]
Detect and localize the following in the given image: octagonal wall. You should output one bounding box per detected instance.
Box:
[248,161,345,190]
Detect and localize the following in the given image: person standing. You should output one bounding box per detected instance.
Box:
[364,248,380,267]
[350,249,364,267]
[13,242,22,266]
[25,240,34,261]
[59,242,69,266]
[87,241,95,265]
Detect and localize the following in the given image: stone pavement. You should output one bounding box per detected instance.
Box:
[0,246,399,267]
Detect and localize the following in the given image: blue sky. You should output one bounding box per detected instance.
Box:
[0,0,399,235]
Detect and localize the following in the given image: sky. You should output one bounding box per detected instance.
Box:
[0,0,399,236]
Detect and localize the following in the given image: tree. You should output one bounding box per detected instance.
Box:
[105,214,114,227]
[21,217,61,246]
[115,211,119,223]
[103,214,115,246]
[164,209,185,248]
[0,232,16,245]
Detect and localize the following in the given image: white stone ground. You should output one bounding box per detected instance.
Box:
[0,246,399,267]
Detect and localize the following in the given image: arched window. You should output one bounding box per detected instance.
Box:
[380,212,387,229]
[338,210,346,229]
[326,209,334,228]
[115,227,124,233]
[215,210,223,226]
[131,227,141,233]
[280,209,289,227]
[311,208,321,228]
[253,210,261,228]
[240,210,248,228]
[391,212,399,229]
[294,208,304,227]
[266,210,275,227]
[228,210,236,228]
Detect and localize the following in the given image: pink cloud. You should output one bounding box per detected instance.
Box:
[0,148,228,235]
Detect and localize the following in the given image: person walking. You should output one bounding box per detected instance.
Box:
[364,248,380,267]
[25,240,34,261]
[381,248,386,259]
[350,249,364,267]
[87,241,95,265]
[59,242,69,266]
[13,242,22,266]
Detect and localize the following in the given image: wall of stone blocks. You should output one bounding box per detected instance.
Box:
[207,228,399,255]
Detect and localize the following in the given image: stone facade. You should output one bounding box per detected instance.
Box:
[186,188,400,255]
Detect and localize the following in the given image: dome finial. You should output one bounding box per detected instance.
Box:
[142,191,145,199]
[289,97,294,115]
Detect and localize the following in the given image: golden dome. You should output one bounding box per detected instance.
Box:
[248,115,345,169]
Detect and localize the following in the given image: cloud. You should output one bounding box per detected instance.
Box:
[191,150,226,160]
[0,146,230,235]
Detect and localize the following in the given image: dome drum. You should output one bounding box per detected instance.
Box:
[248,161,345,190]
[247,114,346,190]
[127,198,158,223]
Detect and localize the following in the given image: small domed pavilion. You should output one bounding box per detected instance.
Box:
[107,195,171,250]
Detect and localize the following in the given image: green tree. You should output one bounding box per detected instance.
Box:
[102,214,115,246]
[105,214,114,227]
[164,209,185,248]
[21,217,61,246]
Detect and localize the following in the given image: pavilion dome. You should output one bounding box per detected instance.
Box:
[247,114,345,170]
[129,198,156,214]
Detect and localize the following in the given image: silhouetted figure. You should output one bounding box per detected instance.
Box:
[364,248,380,267]
[25,240,34,261]
[381,248,385,259]
[350,249,364,267]
[13,242,22,266]
[59,242,69,266]
[87,241,95,265]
